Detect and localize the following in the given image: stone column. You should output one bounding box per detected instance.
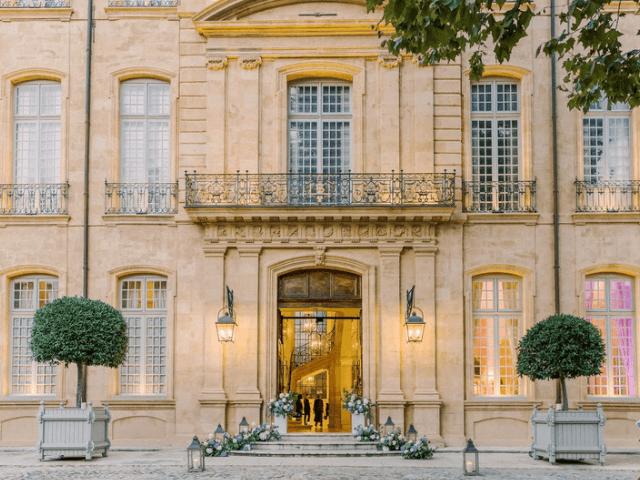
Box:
[199,245,227,433]
[412,244,443,445]
[231,246,262,427]
[377,245,405,432]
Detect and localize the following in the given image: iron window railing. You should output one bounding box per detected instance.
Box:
[575,180,640,213]
[107,0,177,6]
[185,171,455,208]
[0,0,69,7]
[0,183,69,215]
[462,180,537,213]
[105,182,178,215]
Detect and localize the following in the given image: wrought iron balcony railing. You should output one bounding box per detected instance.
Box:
[185,171,455,208]
[0,0,69,7]
[105,182,178,215]
[107,0,177,6]
[576,180,640,213]
[462,180,537,213]
[0,183,68,215]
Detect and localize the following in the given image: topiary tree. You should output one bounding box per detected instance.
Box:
[517,314,605,411]
[30,296,128,408]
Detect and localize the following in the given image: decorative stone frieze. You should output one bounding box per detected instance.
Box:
[207,56,228,71]
[378,54,402,69]
[202,219,436,245]
[238,56,262,70]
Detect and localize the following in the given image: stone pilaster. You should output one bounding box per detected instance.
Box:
[376,245,405,431]
[412,244,443,445]
[198,245,227,433]
[206,55,227,174]
[378,56,401,173]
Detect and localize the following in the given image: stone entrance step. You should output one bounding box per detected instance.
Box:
[230,433,401,457]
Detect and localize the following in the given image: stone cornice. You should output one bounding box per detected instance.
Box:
[193,20,395,38]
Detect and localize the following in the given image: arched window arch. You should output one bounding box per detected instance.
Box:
[585,274,636,397]
[118,274,167,395]
[9,274,58,395]
[471,273,523,397]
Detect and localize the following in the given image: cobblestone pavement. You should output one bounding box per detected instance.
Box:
[0,450,638,480]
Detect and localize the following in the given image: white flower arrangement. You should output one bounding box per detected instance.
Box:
[267,391,298,418]
[341,389,375,415]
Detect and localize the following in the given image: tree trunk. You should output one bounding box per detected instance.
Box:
[76,363,84,409]
[560,374,569,411]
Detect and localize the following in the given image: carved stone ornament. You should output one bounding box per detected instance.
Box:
[207,57,228,71]
[314,246,326,266]
[238,56,262,70]
[378,54,402,69]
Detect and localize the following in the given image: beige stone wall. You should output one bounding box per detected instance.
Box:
[0,0,639,448]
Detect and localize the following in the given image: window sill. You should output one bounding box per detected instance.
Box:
[0,398,64,408]
[0,7,72,20]
[0,215,70,227]
[105,398,175,410]
[573,212,640,225]
[464,212,539,225]
[465,400,537,411]
[104,6,178,20]
[581,400,640,410]
[102,214,177,226]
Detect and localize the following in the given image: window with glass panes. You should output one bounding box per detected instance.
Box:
[583,99,631,182]
[470,81,520,211]
[472,275,522,396]
[119,276,167,395]
[120,80,170,184]
[585,275,636,397]
[13,81,61,184]
[288,82,351,174]
[9,276,58,395]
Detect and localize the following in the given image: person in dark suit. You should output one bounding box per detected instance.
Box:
[303,395,311,425]
[295,394,303,420]
[313,395,324,428]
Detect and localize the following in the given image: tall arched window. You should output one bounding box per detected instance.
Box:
[120,79,170,184]
[469,79,521,212]
[288,81,351,175]
[118,275,167,395]
[585,275,636,397]
[472,274,522,396]
[9,275,58,395]
[13,81,61,185]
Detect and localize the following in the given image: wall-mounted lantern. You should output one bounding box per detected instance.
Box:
[216,286,236,342]
[405,286,425,342]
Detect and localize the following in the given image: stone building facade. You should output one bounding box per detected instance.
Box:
[0,0,638,448]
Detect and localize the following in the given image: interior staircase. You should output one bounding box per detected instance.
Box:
[230,433,400,457]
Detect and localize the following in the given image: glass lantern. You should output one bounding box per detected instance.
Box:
[187,435,205,473]
[239,416,250,434]
[463,438,480,476]
[406,423,418,442]
[405,309,425,342]
[383,416,395,435]
[214,423,225,443]
[216,309,236,342]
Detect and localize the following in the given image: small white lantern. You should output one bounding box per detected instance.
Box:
[463,438,480,476]
[214,423,225,443]
[187,435,205,473]
[239,416,250,434]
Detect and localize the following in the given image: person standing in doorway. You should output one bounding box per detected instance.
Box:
[295,394,303,420]
[303,395,311,425]
[313,394,324,428]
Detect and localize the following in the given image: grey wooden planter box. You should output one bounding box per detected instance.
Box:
[36,401,111,461]
[530,403,606,465]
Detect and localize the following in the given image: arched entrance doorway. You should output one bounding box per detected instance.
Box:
[277,269,362,433]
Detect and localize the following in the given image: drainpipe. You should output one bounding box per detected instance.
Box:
[550,0,562,405]
[80,0,94,406]
[82,0,93,299]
